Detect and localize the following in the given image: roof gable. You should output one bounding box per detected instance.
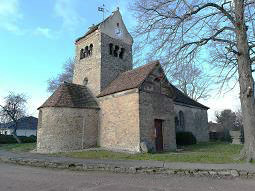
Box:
[98,61,160,97]
[98,61,209,109]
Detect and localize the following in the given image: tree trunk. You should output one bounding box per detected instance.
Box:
[234,0,255,162]
[12,133,21,144]
[12,122,21,144]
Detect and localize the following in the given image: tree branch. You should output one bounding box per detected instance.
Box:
[180,27,236,50]
[180,3,236,26]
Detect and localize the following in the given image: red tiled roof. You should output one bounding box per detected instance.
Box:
[98,61,160,97]
[39,82,98,109]
[98,61,209,109]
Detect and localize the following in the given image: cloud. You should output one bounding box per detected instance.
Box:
[204,85,241,122]
[54,0,84,30]
[34,27,54,39]
[0,0,23,34]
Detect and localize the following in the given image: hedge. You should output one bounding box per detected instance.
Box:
[0,135,36,144]
[176,131,197,146]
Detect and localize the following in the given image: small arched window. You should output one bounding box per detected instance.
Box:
[109,43,113,55]
[114,45,119,57]
[85,46,89,57]
[89,44,93,56]
[174,116,179,131]
[80,49,84,59]
[179,111,185,130]
[119,48,125,59]
[83,77,88,85]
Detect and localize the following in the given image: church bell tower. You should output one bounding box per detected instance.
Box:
[73,9,133,96]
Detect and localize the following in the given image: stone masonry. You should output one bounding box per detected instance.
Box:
[175,104,209,142]
[37,107,99,153]
[37,9,209,154]
[98,89,140,153]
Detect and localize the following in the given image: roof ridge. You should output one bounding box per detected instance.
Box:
[98,61,160,97]
[64,81,86,88]
[121,60,160,75]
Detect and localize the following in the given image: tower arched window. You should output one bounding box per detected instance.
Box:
[85,46,89,57]
[179,111,185,130]
[89,44,93,56]
[83,77,88,85]
[119,48,125,59]
[114,45,119,57]
[80,48,84,59]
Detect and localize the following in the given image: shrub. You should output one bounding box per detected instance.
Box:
[0,135,36,144]
[0,135,17,144]
[19,136,37,143]
[176,131,197,146]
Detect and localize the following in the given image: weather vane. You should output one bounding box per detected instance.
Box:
[98,4,109,21]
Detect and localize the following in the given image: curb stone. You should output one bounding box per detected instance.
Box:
[1,156,255,179]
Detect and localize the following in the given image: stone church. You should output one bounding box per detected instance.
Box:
[37,9,209,153]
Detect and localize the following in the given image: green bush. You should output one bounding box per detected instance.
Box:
[0,135,36,144]
[176,131,197,146]
[0,135,17,144]
[19,136,37,143]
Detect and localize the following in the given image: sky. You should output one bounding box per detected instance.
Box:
[0,0,241,121]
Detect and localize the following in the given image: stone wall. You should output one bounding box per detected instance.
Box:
[139,91,176,152]
[138,64,176,152]
[73,27,132,97]
[98,89,140,153]
[73,31,102,96]
[37,107,99,153]
[174,104,209,142]
[100,33,132,91]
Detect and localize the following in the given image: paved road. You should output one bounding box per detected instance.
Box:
[1,163,255,191]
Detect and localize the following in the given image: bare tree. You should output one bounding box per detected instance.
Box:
[47,58,75,93]
[0,92,27,143]
[134,41,210,100]
[131,0,255,161]
[166,61,210,100]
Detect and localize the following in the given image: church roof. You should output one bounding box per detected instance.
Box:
[98,61,160,97]
[170,85,209,109]
[39,82,98,109]
[98,61,209,110]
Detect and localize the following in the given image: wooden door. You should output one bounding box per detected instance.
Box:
[155,119,163,152]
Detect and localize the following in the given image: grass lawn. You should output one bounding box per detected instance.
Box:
[55,142,244,164]
[0,143,36,152]
[0,142,244,163]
